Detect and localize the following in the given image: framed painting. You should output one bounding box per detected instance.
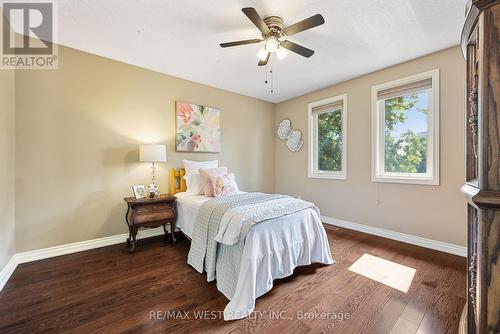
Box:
[175,101,221,153]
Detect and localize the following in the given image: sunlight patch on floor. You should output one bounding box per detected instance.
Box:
[348,253,416,292]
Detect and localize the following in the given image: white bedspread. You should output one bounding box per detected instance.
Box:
[223,206,334,319]
[175,192,334,320]
[175,192,209,238]
[214,196,314,245]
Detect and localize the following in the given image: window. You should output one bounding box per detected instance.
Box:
[308,94,347,179]
[371,69,439,185]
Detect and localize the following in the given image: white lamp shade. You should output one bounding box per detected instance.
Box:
[139,144,167,162]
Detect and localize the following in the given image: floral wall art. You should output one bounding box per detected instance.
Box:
[175,101,221,153]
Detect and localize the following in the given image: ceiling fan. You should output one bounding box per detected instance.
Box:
[220,8,325,66]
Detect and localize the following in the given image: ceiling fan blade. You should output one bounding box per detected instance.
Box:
[258,52,270,66]
[283,14,325,36]
[242,7,270,34]
[220,39,262,48]
[281,40,315,58]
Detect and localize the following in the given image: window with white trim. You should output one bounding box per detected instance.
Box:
[371,69,439,185]
[308,94,347,180]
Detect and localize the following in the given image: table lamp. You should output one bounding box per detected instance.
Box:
[139,143,167,197]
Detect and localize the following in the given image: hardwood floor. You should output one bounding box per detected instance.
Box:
[0,226,466,334]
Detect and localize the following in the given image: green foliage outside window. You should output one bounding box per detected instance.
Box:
[318,110,342,171]
[384,94,428,173]
[316,93,427,175]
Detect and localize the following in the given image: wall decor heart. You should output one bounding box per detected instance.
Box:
[277,119,303,152]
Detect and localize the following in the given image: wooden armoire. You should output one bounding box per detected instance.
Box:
[460,1,500,333]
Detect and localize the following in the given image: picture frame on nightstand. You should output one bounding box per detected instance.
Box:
[132,185,147,199]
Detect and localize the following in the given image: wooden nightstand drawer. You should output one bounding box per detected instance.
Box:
[135,211,174,224]
[135,203,171,213]
[152,203,171,211]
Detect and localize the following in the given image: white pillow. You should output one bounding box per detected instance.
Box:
[185,173,204,195]
[183,160,218,193]
[183,159,218,175]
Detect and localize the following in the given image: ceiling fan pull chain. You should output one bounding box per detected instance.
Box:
[270,69,274,94]
[263,66,275,95]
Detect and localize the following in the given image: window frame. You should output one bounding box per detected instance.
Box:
[308,94,348,180]
[371,69,440,185]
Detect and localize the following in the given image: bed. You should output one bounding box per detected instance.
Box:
[170,168,334,320]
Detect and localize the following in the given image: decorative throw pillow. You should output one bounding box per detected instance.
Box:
[209,173,239,197]
[199,167,228,197]
[182,160,218,193]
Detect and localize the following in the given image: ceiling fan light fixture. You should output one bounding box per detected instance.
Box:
[265,37,279,53]
[276,47,288,60]
[257,47,268,61]
[220,8,324,66]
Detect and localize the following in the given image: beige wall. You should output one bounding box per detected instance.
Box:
[0,62,15,267]
[12,44,466,252]
[275,47,466,246]
[15,45,275,252]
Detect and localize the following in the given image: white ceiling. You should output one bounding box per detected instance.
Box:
[54,0,467,103]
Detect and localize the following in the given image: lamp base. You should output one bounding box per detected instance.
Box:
[147,184,160,198]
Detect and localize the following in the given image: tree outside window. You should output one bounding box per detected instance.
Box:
[384,92,428,174]
[318,110,342,171]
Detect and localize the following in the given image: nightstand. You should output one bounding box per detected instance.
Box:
[124,194,177,253]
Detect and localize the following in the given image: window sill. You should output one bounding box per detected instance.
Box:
[308,172,347,180]
[371,175,439,186]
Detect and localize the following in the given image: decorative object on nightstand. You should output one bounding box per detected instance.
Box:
[132,185,147,199]
[124,194,177,253]
[139,143,167,198]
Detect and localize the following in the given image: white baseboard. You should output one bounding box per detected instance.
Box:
[0,227,168,291]
[0,256,18,291]
[0,227,169,291]
[322,216,466,257]
[15,228,166,264]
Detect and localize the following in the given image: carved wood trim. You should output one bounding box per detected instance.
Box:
[466,33,479,181]
[463,3,500,332]
[472,191,500,207]
[468,57,479,160]
[477,7,500,191]
[469,252,478,314]
[462,2,480,57]
[473,0,500,10]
